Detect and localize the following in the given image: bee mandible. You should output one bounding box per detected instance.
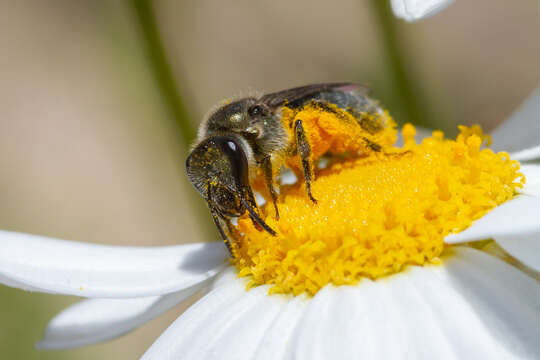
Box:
[186,83,396,254]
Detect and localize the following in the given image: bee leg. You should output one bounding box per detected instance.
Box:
[221,216,241,258]
[209,207,234,257]
[261,156,280,220]
[385,149,412,157]
[294,119,317,204]
[229,184,263,233]
[362,137,410,157]
[207,185,235,257]
[223,217,240,242]
[242,199,277,236]
[362,137,382,152]
[243,185,261,218]
[240,187,277,236]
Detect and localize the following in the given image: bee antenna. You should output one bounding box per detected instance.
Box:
[240,197,277,236]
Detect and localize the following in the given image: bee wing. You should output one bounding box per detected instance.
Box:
[260,82,370,110]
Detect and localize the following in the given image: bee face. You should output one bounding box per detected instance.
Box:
[186,136,248,215]
[186,134,276,253]
[201,98,282,153]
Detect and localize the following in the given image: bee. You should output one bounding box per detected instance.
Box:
[186,83,396,255]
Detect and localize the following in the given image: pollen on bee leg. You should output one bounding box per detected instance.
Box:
[231,124,525,296]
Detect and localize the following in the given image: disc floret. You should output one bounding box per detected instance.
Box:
[234,123,524,296]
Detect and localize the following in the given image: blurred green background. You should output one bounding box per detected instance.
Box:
[1,1,538,358]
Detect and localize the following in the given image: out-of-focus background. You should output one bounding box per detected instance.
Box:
[0,1,538,358]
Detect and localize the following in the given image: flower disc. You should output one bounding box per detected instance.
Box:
[234,125,524,295]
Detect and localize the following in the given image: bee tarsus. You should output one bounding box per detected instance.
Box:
[240,196,277,236]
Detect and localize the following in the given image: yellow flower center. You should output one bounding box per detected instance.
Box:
[233,123,524,296]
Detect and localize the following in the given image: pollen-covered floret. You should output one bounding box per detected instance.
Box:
[233,122,524,296]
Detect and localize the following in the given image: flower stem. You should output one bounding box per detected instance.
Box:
[130,0,196,145]
[370,0,429,128]
[130,1,216,242]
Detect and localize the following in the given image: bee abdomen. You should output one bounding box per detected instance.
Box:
[313,91,377,113]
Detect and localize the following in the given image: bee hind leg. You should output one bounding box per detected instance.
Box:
[294,119,317,204]
[362,137,383,152]
[385,150,412,157]
[261,156,280,220]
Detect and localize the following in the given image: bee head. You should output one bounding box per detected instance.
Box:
[187,135,277,237]
[186,136,250,216]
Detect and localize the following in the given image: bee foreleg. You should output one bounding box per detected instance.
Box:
[261,156,280,220]
[209,207,234,257]
[239,194,277,236]
[207,185,235,257]
[294,119,317,204]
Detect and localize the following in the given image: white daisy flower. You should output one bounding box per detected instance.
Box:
[391,0,455,22]
[1,87,540,359]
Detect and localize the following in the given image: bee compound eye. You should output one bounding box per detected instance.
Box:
[248,105,265,117]
[226,140,237,151]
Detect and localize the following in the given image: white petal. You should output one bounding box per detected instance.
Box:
[144,248,540,359]
[280,169,298,185]
[444,196,540,244]
[253,296,308,360]
[290,277,455,359]
[445,165,540,270]
[390,0,454,22]
[142,268,246,360]
[143,268,309,360]
[491,86,540,153]
[520,164,540,196]
[183,287,285,360]
[37,281,208,349]
[437,247,540,357]
[495,235,540,272]
[0,231,227,297]
[519,164,540,194]
[290,247,540,359]
[510,145,540,162]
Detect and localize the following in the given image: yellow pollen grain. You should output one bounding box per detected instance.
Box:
[233,124,524,296]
